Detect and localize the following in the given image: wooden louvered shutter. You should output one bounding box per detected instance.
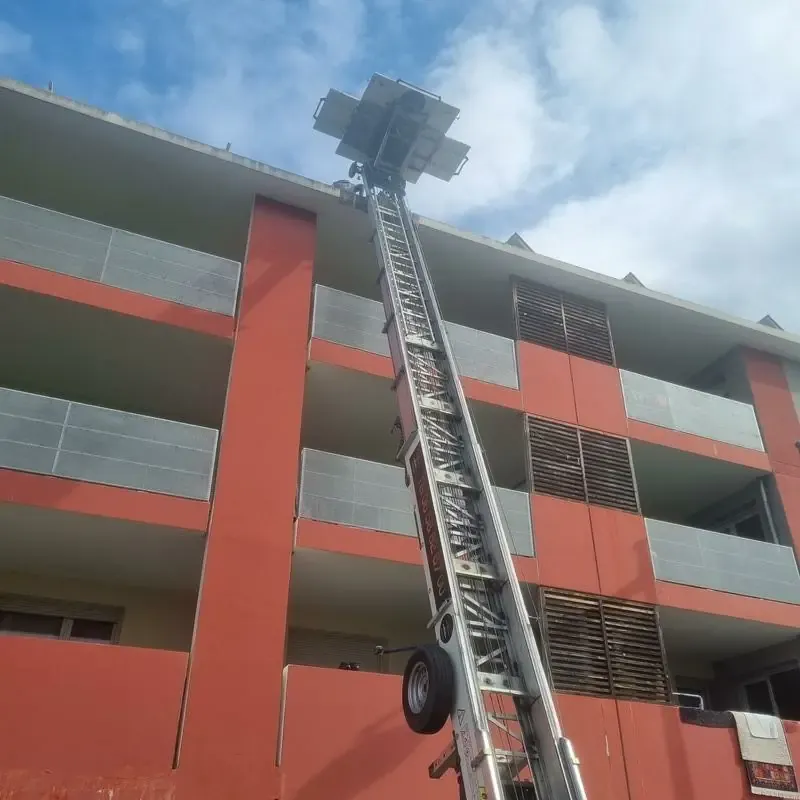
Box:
[514,281,567,352]
[514,279,615,366]
[540,589,611,697]
[527,417,586,502]
[540,590,671,704]
[579,429,640,513]
[603,599,671,703]
[562,294,615,365]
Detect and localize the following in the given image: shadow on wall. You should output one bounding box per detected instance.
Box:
[291,711,423,800]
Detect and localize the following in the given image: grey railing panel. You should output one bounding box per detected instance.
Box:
[298,448,534,556]
[311,285,519,389]
[104,230,241,315]
[0,195,110,280]
[646,518,800,604]
[620,370,764,451]
[0,387,218,500]
[444,321,520,390]
[298,448,414,536]
[0,195,241,315]
[311,284,390,357]
[493,486,535,557]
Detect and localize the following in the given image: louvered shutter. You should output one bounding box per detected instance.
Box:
[514,281,568,352]
[603,599,671,702]
[514,279,615,366]
[540,589,671,704]
[579,429,640,513]
[562,294,615,365]
[527,417,586,502]
[540,589,611,697]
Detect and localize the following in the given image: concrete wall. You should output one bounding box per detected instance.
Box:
[784,359,800,422]
[175,197,317,800]
[0,635,186,773]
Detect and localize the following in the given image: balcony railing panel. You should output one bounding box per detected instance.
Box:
[620,369,764,451]
[311,285,519,389]
[0,387,218,500]
[646,518,800,604]
[298,448,534,556]
[0,195,241,315]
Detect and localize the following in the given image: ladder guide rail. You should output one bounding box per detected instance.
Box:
[367,182,587,800]
[312,73,588,800]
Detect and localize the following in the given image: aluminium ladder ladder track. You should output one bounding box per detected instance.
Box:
[365,181,587,800]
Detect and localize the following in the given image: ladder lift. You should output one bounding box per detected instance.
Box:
[313,74,588,800]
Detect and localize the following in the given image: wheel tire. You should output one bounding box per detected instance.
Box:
[402,644,455,735]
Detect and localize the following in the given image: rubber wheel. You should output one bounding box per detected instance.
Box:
[402,644,455,735]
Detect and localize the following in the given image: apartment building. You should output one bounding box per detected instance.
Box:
[2,77,800,800]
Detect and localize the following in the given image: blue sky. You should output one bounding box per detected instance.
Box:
[2,0,799,329]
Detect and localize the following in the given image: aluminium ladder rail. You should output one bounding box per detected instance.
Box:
[363,175,588,800]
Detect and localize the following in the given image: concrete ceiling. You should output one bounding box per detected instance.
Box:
[300,360,528,489]
[631,439,768,522]
[0,283,232,429]
[660,605,798,665]
[288,548,430,635]
[0,501,205,591]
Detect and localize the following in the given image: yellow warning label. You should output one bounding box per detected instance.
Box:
[478,788,488,800]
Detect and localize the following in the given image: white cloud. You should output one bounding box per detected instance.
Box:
[409,27,582,218]
[106,0,800,326]
[407,0,800,325]
[113,29,145,57]
[0,20,31,56]
[118,0,366,179]
[519,0,800,325]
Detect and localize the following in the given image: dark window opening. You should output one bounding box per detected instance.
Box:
[744,668,800,721]
[734,513,768,542]
[69,618,116,643]
[0,596,120,644]
[745,680,773,715]
[0,610,63,638]
[770,669,800,721]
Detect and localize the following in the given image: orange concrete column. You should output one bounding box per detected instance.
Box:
[744,348,800,472]
[743,349,800,556]
[176,197,316,800]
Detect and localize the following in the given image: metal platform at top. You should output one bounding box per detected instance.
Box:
[313,73,469,186]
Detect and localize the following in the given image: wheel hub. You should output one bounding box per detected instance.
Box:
[407,661,429,714]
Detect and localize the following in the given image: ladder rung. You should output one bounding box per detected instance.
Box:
[434,468,476,490]
[470,748,528,776]
[495,749,530,781]
[495,750,528,764]
[453,558,501,582]
[477,672,528,697]
[419,397,459,417]
[489,712,520,722]
[405,334,439,352]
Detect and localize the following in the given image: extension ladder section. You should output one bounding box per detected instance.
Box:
[364,177,587,800]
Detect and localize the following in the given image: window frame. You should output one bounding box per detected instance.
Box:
[739,659,800,719]
[0,593,123,644]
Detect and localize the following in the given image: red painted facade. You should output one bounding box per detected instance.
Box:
[1,183,800,800]
[176,198,317,800]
